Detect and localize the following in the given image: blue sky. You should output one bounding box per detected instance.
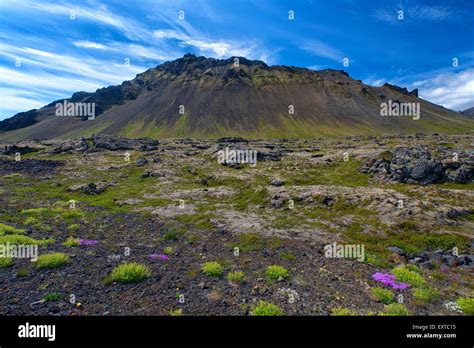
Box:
[0,0,473,120]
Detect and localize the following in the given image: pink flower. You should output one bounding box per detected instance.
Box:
[79,239,99,246]
[149,254,169,261]
[372,272,411,290]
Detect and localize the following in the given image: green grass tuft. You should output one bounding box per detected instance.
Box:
[392,266,426,288]
[62,236,80,247]
[456,297,474,315]
[170,308,184,316]
[380,303,411,316]
[0,223,25,236]
[266,265,289,281]
[250,301,283,316]
[229,233,265,253]
[371,287,395,305]
[227,271,245,282]
[331,307,356,316]
[111,263,151,284]
[0,257,14,268]
[0,234,53,245]
[202,261,223,277]
[42,293,62,302]
[412,287,441,303]
[36,253,69,269]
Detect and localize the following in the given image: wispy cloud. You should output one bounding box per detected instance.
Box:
[73,41,107,50]
[150,9,273,62]
[374,5,454,23]
[25,2,151,41]
[0,43,147,84]
[152,29,263,59]
[0,43,150,118]
[300,39,344,62]
[73,40,177,61]
[363,77,386,87]
[414,5,452,21]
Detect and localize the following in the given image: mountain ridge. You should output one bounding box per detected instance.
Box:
[1,53,473,140]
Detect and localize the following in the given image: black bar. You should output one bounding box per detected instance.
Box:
[0,316,472,346]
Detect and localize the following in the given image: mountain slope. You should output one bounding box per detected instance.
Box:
[1,53,473,140]
[462,107,474,117]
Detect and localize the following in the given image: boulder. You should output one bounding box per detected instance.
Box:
[359,146,473,185]
[135,157,148,166]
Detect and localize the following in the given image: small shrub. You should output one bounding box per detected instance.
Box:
[62,210,85,220]
[42,293,61,302]
[405,264,422,274]
[0,257,13,268]
[380,303,411,316]
[36,253,69,269]
[162,230,179,241]
[392,266,426,287]
[202,261,223,277]
[68,224,80,231]
[24,216,39,225]
[413,287,440,303]
[331,307,356,316]
[0,234,53,245]
[163,246,174,255]
[456,297,474,315]
[17,267,29,277]
[170,309,183,316]
[21,208,49,216]
[250,301,283,316]
[268,237,283,250]
[371,287,394,304]
[0,223,25,236]
[230,233,265,253]
[111,263,150,284]
[227,271,245,282]
[279,251,296,261]
[52,201,70,208]
[266,265,288,281]
[62,236,80,247]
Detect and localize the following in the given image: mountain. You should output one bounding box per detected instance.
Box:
[461,107,474,117]
[1,53,473,140]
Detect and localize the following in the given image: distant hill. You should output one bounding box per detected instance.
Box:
[1,53,473,140]
[461,107,474,117]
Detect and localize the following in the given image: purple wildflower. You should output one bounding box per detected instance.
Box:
[79,239,99,246]
[372,272,411,291]
[149,254,169,261]
[391,281,411,290]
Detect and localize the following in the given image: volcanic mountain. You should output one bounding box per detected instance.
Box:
[1,53,473,140]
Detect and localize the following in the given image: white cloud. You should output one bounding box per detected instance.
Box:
[0,89,49,116]
[363,76,386,87]
[73,40,177,61]
[374,5,453,23]
[74,41,107,50]
[413,68,474,111]
[0,44,150,119]
[300,40,344,62]
[152,28,269,60]
[0,44,147,85]
[26,2,150,41]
